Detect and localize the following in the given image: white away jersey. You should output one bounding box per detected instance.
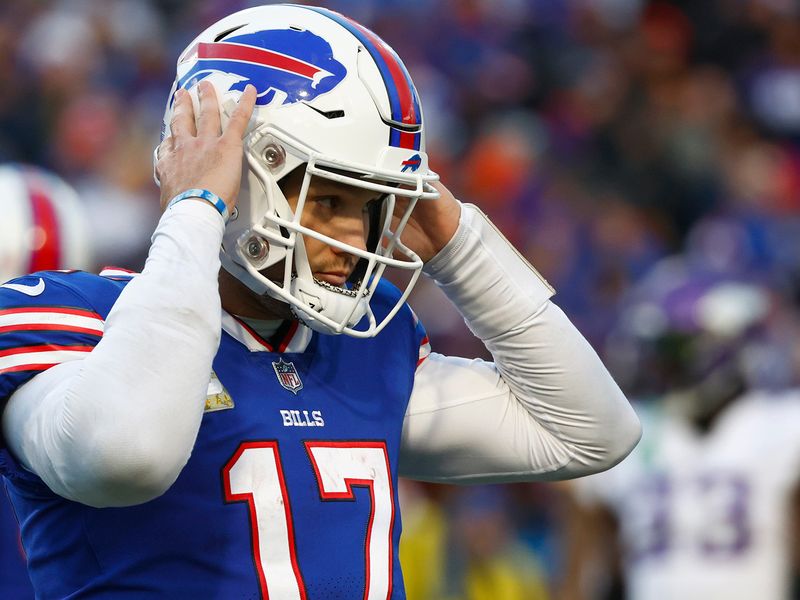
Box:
[575,392,800,600]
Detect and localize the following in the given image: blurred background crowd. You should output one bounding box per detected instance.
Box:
[4,0,800,598]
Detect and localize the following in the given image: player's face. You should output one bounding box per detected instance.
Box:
[281,169,381,286]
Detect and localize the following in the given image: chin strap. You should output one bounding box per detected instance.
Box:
[289,275,369,334]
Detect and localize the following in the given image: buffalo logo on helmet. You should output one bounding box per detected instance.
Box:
[174,29,347,107]
[400,153,422,173]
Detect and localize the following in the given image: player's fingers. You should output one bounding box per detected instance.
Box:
[196,81,221,136]
[156,136,173,158]
[223,84,257,140]
[169,88,197,137]
[152,137,172,185]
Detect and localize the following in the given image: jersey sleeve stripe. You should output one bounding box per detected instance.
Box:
[0,324,103,337]
[0,310,104,335]
[0,346,94,373]
[0,344,96,358]
[0,307,103,319]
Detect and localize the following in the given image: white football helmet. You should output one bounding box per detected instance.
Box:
[160,4,439,337]
[0,163,92,282]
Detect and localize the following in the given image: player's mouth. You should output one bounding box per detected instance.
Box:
[314,272,349,287]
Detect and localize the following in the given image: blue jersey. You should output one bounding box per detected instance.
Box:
[0,481,33,599]
[0,270,428,599]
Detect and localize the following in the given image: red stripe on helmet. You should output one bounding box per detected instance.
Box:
[344,19,418,126]
[198,42,324,80]
[398,131,417,150]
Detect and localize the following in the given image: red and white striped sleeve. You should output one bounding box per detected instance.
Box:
[0,283,106,398]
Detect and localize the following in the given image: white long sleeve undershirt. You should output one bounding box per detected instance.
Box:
[2,201,640,507]
[400,204,641,482]
[3,201,225,507]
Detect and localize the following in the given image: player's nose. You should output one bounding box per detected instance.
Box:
[332,216,368,254]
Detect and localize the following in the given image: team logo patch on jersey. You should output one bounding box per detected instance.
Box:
[272,358,303,394]
[175,29,347,107]
[205,371,235,412]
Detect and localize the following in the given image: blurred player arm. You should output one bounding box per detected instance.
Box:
[399,204,641,482]
[555,481,624,600]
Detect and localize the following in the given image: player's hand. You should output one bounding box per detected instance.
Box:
[155,80,257,212]
[395,180,461,263]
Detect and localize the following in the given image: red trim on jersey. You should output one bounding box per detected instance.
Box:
[231,316,275,351]
[0,344,94,374]
[0,323,103,337]
[25,172,61,272]
[100,266,136,273]
[276,321,300,353]
[0,344,95,358]
[417,335,431,366]
[229,315,301,353]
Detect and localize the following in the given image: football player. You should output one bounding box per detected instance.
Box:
[0,163,92,599]
[0,5,640,597]
[558,257,800,600]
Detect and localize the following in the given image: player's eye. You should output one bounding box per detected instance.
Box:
[313,196,339,210]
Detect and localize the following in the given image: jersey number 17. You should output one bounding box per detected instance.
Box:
[223,440,395,600]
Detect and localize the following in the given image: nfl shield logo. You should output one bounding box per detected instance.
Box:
[272,358,303,394]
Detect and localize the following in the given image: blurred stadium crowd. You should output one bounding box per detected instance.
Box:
[3,0,800,598]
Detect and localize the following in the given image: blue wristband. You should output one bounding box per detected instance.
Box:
[167,189,230,223]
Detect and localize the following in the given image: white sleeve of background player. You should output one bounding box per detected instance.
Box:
[399,203,641,483]
[2,202,224,508]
